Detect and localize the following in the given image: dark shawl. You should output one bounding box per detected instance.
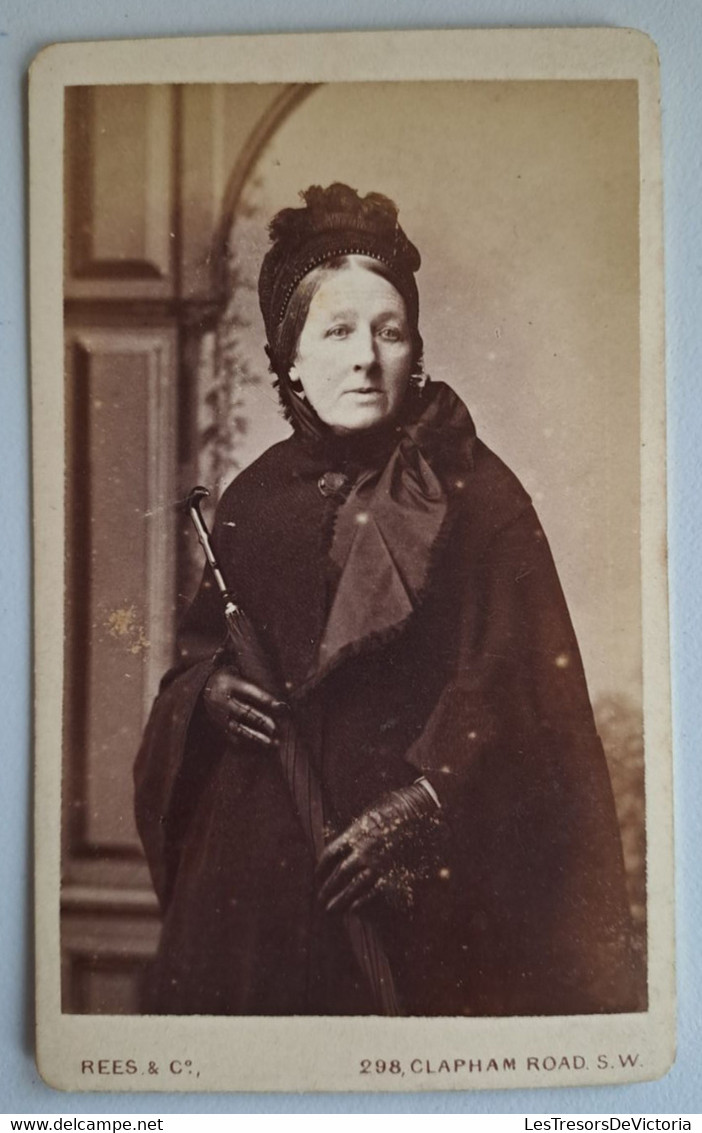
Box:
[134,382,638,1016]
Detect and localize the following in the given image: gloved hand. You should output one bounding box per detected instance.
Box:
[316,780,443,917]
[202,667,287,751]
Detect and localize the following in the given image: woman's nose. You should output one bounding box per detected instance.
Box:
[352,327,378,372]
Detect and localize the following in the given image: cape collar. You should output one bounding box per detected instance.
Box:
[294,380,477,694]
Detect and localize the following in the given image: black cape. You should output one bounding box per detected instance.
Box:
[134,389,638,1016]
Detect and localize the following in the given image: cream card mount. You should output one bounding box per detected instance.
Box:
[30,28,672,1092]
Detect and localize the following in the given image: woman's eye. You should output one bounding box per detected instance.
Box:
[378,326,404,342]
[326,324,350,339]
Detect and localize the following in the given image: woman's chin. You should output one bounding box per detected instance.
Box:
[326,405,397,435]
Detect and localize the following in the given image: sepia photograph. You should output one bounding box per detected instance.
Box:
[31,29,672,1091]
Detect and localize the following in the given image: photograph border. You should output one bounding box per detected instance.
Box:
[30,26,673,1093]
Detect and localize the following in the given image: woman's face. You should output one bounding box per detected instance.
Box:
[289,256,413,434]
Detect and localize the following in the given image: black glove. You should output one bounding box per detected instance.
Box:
[202,666,287,751]
[316,780,443,917]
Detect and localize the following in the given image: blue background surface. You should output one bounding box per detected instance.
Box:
[1,0,699,1115]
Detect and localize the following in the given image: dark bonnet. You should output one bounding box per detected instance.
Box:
[258,183,422,352]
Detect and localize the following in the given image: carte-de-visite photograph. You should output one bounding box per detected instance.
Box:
[32,29,673,1092]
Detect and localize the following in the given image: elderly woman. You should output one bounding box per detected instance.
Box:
[134,183,637,1017]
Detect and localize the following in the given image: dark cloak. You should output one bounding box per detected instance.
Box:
[134,382,638,1017]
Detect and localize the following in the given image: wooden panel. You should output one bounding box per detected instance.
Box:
[65,86,175,300]
[64,327,177,863]
[179,84,227,304]
[62,911,160,1014]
